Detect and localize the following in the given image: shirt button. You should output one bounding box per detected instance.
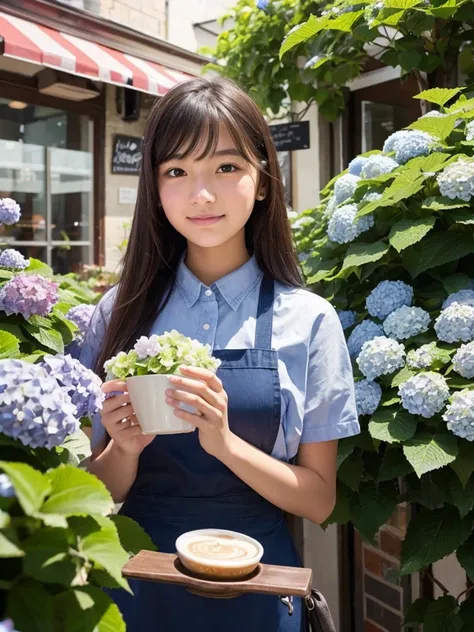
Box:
[205,289,213,297]
[202,323,210,331]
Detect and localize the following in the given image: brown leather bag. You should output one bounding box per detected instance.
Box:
[306,589,337,632]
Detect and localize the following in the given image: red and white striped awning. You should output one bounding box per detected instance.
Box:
[0,11,193,96]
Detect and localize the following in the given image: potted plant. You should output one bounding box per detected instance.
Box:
[104,330,221,435]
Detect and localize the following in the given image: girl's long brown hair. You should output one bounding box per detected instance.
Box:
[94,77,303,377]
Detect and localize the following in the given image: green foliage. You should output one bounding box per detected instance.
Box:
[292,87,474,628]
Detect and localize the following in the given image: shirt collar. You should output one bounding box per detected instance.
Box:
[175,254,263,310]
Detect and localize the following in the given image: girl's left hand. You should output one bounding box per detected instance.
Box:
[165,366,234,459]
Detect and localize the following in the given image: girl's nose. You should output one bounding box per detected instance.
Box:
[190,182,216,205]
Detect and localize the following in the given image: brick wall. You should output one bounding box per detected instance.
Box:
[357,503,412,632]
[84,0,167,38]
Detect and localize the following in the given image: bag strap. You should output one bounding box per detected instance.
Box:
[306,589,337,632]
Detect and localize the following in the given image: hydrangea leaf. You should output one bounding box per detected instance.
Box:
[279,15,329,58]
[306,258,338,284]
[403,232,474,278]
[60,430,92,467]
[0,530,24,558]
[377,447,413,481]
[408,152,453,173]
[41,465,114,517]
[369,409,417,443]
[404,598,432,625]
[349,480,399,544]
[401,506,473,575]
[403,431,458,477]
[338,451,364,491]
[423,196,470,211]
[423,596,463,632]
[448,474,474,518]
[109,515,157,556]
[0,461,51,515]
[341,241,389,271]
[0,330,20,360]
[7,578,54,632]
[337,441,355,469]
[457,534,474,583]
[390,366,415,387]
[0,269,14,280]
[321,484,352,529]
[356,173,425,218]
[24,324,64,355]
[459,597,474,631]
[450,440,474,487]
[53,586,126,632]
[22,528,77,584]
[414,87,462,107]
[408,114,458,139]
[326,10,364,31]
[24,258,54,277]
[389,216,436,252]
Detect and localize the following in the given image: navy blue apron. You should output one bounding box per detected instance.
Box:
[114,276,306,631]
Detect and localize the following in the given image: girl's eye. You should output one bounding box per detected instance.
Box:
[166,168,185,178]
[217,164,239,174]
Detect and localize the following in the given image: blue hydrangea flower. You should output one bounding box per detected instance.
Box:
[0,474,15,498]
[357,336,406,380]
[354,379,382,417]
[434,303,474,343]
[41,354,104,419]
[466,120,474,142]
[66,304,95,338]
[444,389,474,441]
[0,198,21,226]
[360,155,399,179]
[383,305,431,340]
[0,360,79,449]
[452,341,474,378]
[437,159,474,201]
[347,319,384,358]
[327,203,374,244]
[0,249,29,269]
[256,0,269,9]
[393,130,436,164]
[366,280,414,320]
[407,342,437,370]
[334,174,360,205]
[443,289,474,309]
[383,130,411,154]
[348,156,367,176]
[399,372,450,418]
[337,310,357,330]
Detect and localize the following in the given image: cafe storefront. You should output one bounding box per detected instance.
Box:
[0,0,204,273]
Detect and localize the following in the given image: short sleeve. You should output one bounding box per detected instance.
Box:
[79,287,117,449]
[300,302,360,444]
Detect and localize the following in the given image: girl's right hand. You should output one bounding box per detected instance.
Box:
[100,380,155,456]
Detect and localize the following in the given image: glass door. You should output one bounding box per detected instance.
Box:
[0,99,94,273]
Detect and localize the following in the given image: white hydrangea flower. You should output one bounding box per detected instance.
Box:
[366,280,414,320]
[421,110,444,119]
[354,379,382,417]
[333,174,360,205]
[453,341,474,378]
[444,389,474,441]
[399,372,450,418]
[437,159,474,201]
[322,195,337,221]
[407,342,437,370]
[357,336,406,380]
[465,119,474,142]
[434,302,474,343]
[347,319,384,358]
[383,305,431,340]
[360,155,399,179]
[327,203,374,244]
[443,289,474,309]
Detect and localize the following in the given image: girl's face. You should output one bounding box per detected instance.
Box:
[157,124,265,250]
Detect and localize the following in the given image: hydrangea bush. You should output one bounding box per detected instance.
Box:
[0,199,155,630]
[292,88,474,629]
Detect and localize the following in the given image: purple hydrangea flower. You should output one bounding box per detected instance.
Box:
[0,198,21,225]
[0,249,29,270]
[257,0,269,9]
[41,354,104,419]
[66,303,95,337]
[0,273,59,319]
[0,360,79,449]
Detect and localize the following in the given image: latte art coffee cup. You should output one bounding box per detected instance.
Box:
[176,529,264,580]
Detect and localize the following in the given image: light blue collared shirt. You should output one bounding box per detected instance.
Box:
[79,256,360,459]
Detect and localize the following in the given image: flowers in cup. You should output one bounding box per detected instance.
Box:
[104,330,221,380]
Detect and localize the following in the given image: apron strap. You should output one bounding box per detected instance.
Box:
[255,275,275,349]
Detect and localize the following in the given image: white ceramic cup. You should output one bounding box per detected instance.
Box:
[126,373,195,435]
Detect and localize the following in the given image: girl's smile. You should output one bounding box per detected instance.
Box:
[188,214,225,226]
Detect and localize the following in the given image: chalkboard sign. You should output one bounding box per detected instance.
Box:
[111,135,143,174]
[270,121,310,152]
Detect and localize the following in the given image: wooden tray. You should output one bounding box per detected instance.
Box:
[122,551,312,599]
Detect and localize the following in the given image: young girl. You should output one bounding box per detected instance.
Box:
[80,77,360,632]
